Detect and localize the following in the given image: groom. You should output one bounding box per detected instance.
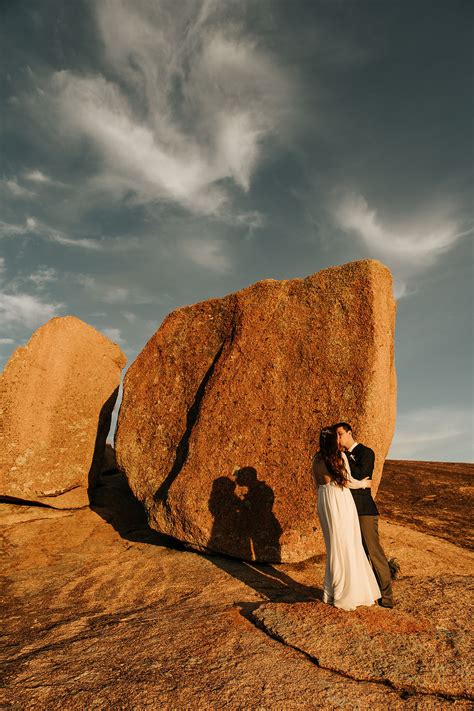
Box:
[335,422,394,608]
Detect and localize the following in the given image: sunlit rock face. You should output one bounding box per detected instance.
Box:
[0,316,126,509]
[116,259,396,562]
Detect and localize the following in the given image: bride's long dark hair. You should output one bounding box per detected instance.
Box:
[319,427,347,487]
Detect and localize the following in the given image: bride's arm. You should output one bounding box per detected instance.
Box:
[341,451,371,489]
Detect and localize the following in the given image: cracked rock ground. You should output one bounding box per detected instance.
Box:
[1,461,473,709]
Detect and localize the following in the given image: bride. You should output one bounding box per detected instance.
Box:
[312,426,381,611]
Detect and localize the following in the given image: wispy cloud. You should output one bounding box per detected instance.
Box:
[45,0,291,219]
[389,406,474,461]
[27,266,58,288]
[179,237,231,272]
[332,192,472,295]
[23,169,50,183]
[2,178,35,198]
[102,327,126,346]
[72,274,153,304]
[0,291,63,330]
[48,231,104,251]
[122,311,138,323]
[0,217,140,252]
[0,256,63,330]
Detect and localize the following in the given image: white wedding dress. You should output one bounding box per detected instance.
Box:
[316,452,381,611]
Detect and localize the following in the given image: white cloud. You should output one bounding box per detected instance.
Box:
[0,217,140,252]
[122,311,137,323]
[0,292,63,329]
[2,178,35,198]
[180,238,231,272]
[102,287,132,305]
[46,0,291,218]
[72,274,152,304]
[27,266,58,288]
[389,406,474,461]
[0,338,15,344]
[102,327,126,345]
[332,192,472,296]
[47,232,103,251]
[24,169,50,183]
[0,220,27,238]
[0,257,63,332]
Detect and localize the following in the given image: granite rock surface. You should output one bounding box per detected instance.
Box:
[1,460,472,709]
[116,259,396,562]
[0,316,126,508]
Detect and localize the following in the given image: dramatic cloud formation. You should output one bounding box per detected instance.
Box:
[48,0,291,218]
[1,1,472,460]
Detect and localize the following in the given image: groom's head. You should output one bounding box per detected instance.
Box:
[335,422,355,450]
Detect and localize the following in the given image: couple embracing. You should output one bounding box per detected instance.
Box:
[312,422,393,611]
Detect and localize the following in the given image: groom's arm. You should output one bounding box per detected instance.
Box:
[349,447,375,480]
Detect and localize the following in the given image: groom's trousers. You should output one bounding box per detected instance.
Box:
[358,515,393,604]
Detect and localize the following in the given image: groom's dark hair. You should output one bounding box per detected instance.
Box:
[334,421,352,432]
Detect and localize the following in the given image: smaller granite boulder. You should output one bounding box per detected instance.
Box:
[0,316,126,508]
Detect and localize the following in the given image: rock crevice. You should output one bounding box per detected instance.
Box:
[116,260,397,562]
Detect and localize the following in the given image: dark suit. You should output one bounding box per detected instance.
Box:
[346,443,393,605]
[346,444,379,515]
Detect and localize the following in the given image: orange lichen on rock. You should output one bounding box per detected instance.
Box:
[115,259,396,562]
[0,316,126,508]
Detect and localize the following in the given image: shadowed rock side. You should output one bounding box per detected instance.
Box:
[115,259,397,562]
[0,316,126,508]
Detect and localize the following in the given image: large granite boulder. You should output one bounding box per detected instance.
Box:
[0,316,126,508]
[115,259,396,562]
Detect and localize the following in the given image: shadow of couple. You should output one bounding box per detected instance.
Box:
[90,465,322,605]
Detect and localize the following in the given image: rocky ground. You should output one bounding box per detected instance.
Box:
[1,461,473,709]
[378,460,473,549]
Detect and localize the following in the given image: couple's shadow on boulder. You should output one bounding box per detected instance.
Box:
[91,463,322,604]
[208,466,322,604]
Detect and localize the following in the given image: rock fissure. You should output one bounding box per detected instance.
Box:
[153,336,229,506]
[116,260,397,562]
[245,605,470,703]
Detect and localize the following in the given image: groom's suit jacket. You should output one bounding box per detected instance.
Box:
[347,443,379,516]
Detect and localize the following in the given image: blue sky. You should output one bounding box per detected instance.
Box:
[1,0,473,461]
